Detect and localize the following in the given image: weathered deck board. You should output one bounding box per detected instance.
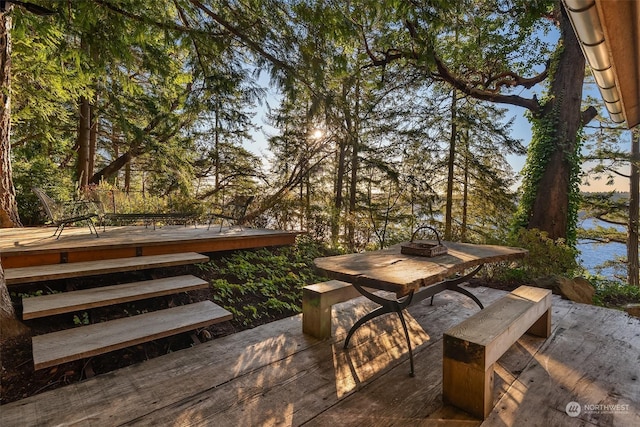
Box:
[1,287,637,427]
[0,288,498,426]
[0,226,298,268]
[81,294,456,427]
[22,275,209,320]
[5,252,209,285]
[32,300,232,370]
[485,303,640,426]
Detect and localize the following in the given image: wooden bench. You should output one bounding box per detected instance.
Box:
[5,252,209,285]
[302,280,361,339]
[88,188,198,230]
[100,212,199,230]
[22,275,208,320]
[442,285,552,419]
[32,300,232,370]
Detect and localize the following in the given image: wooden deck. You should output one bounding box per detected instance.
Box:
[2,286,638,426]
[0,225,298,268]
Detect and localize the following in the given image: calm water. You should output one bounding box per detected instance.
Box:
[577,217,628,279]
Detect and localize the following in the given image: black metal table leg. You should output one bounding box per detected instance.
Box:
[411,265,484,309]
[343,283,415,374]
[395,309,415,376]
[343,264,485,376]
[343,305,395,348]
[444,265,484,309]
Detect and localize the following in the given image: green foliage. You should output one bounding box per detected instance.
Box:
[511,97,583,247]
[11,289,45,299]
[5,0,625,280]
[495,228,580,281]
[591,277,640,308]
[567,131,585,248]
[203,235,331,327]
[73,312,90,326]
[88,183,167,214]
[9,0,263,217]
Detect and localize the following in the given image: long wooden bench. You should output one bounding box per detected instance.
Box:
[22,275,208,320]
[302,280,361,339]
[442,285,552,419]
[100,212,199,230]
[32,300,232,370]
[5,252,209,285]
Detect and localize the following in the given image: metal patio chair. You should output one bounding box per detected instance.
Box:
[32,187,99,239]
[207,195,254,231]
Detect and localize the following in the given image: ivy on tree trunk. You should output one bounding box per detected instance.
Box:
[512,7,597,246]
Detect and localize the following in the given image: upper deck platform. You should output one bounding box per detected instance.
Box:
[0,225,298,268]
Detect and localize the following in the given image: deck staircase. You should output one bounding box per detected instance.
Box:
[5,252,210,285]
[10,252,232,370]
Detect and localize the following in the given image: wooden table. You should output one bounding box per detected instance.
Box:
[314,240,527,375]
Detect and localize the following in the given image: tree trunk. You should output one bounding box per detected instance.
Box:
[526,8,586,242]
[332,137,347,247]
[347,77,360,251]
[461,129,469,241]
[0,260,28,340]
[214,107,220,190]
[628,130,639,286]
[88,103,97,182]
[0,7,20,228]
[305,170,310,231]
[91,150,134,184]
[445,89,457,240]
[124,160,131,192]
[299,169,304,230]
[76,96,91,187]
[0,8,26,335]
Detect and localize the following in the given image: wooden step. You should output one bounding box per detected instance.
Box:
[32,300,232,370]
[22,275,209,320]
[5,252,209,285]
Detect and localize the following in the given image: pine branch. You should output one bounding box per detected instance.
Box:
[363,19,545,113]
[93,0,222,36]
[188,0,317,97]
[581,106,598,126]
[431,55,542,113]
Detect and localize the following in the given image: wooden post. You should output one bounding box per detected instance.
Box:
[302,280,360,339]
[443,357,494,419]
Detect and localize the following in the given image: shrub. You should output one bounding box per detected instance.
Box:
[203,235,332,328]
[591,277,640,308]
[487,228,580,282]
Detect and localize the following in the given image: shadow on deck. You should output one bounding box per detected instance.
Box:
[1,286,638,426]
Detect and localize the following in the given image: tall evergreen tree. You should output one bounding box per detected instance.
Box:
[335,0,597,245]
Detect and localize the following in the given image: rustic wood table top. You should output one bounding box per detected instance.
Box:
[314,241,528,296]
